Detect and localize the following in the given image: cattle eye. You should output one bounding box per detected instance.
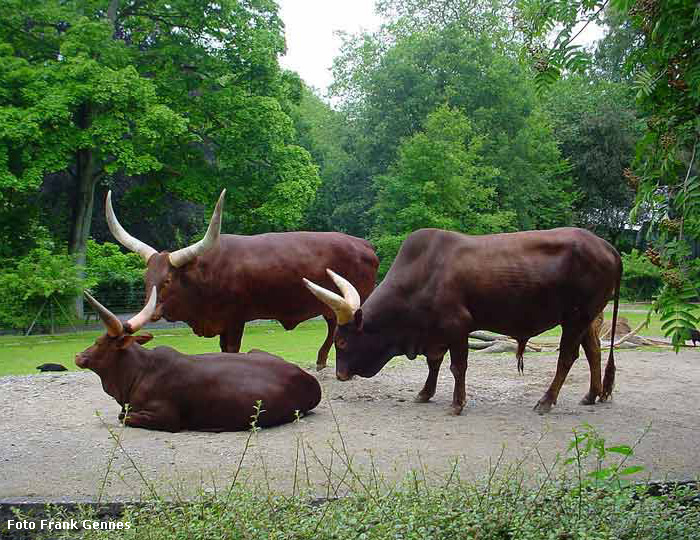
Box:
[336,337,348,350]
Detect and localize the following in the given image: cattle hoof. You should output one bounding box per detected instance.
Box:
[580,393,596,406]
[533,399,553,414]
[449,404,464,416]
[315,363,327,372]
[414,392,431,403]
[598,392,612,403]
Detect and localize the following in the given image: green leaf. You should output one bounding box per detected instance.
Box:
[619,465,645,476]
[606,445,633,456]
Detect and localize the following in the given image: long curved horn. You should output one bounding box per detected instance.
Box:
[326,269,361,311]
[303,276,357,325]
[84,291,123,337]
[106,191,158,263]
[168,189,225,268]
[123,286,157,334]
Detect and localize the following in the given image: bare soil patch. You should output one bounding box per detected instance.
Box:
[1,348,698,501]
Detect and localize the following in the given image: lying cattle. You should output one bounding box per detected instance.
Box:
[304,227,622,415]
[36,363,67,372]
[75,288,322,432]
[106,190,378,370]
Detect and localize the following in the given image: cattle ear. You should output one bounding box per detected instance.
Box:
[354,309,364,331]
[134,333,153,345]
[116,333,153,349]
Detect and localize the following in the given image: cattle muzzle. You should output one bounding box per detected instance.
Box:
[75,354,88,369]
[336,370,354,382]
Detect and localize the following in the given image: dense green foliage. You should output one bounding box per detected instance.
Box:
[0,245,86,330]
[51,483,698,539]
[372,106,515,275]
[516,0,700,348]
[546,76,642,243]
[621,249,663,300]
[327,22,575,238]
[0,0,320,285]
[85,239,145,311]
[0,238,150,331]
[0,0,696,331]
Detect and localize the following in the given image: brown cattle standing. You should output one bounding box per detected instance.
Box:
[105,190,378,370]
[75,288,322,432]
[304,227,622,415]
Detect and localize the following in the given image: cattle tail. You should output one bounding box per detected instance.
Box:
[601,260,622,401]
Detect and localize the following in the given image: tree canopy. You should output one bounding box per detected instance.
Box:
[0,0,692,335]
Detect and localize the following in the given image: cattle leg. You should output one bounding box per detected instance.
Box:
[534,323,588,414]
[415,354,445,403]
[122,404,180,432]
[219,322,245,353]
[580,324,603,405]
[316,316,337,371]
[448,343,468,415]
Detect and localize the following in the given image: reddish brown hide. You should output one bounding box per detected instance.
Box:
[145,232,378,368]
[305,227,622,415]
[107,191,378,370]
[76,336,322,432]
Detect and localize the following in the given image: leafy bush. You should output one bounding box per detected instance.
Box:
[0,247,87,330]
[85,240,146,313]
[0,240,146,331]
[621,249,662,301]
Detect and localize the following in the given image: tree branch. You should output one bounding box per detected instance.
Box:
[107,0,119,24]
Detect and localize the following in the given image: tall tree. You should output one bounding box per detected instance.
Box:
[516,0,700,348]
[372,105,515,275]
[545,76,642,242]
[0,13,187,270]
[0,1,321,315]
[330,24,574,236]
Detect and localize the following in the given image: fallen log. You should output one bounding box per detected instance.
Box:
[468,340,496,350]
[469,332,542,352]
[601,318,650,349]
[469,331,499,341]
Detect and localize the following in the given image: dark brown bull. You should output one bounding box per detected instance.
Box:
[106,190,378,369]
[304,227,622,415]
[75,288,322,432]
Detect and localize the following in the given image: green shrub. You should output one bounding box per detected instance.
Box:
[621,249,663,301]
[85,240,146,312]
[0,247,87,330]
[0,240,147,331]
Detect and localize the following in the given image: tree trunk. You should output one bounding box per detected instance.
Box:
[68,147,98,319]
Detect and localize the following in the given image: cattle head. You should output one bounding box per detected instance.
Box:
[75,287,157,373]
[105,190,225,323]
[303,270,399,381]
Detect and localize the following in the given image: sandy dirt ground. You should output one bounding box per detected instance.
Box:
[1,348,699,501]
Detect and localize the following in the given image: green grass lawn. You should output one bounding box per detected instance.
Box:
[0,320,332,377]
[0,305,673,377]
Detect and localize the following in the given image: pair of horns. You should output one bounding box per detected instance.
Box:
[106,190,226,267]
[303,269,361,325]
[84,286,157,337]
